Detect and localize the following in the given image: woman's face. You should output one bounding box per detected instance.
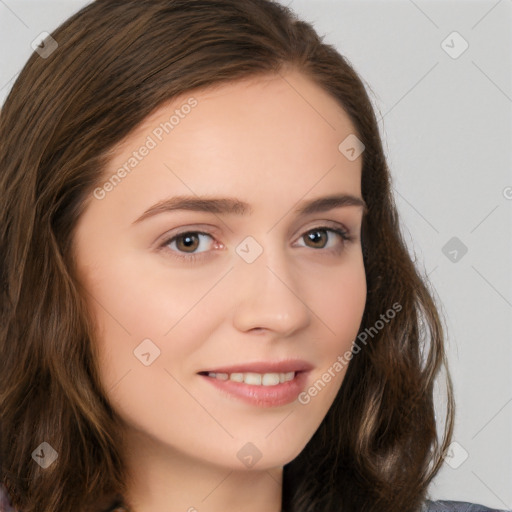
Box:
[73,69,367,471]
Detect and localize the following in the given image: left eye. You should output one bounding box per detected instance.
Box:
[295,227,351,250]
[159,226,353,262]
[163,231,215,257]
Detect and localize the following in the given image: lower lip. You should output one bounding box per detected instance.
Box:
[199,371,310,407]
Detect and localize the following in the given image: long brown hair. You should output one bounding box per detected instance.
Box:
[0,1,455,511]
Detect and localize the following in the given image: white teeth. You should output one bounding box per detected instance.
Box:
[262,373,280,386]
[244,372,261,385]
[206,371,296,385]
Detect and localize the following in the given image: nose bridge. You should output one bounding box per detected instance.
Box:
[231,234,311,336]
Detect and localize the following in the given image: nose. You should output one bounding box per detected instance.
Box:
[231,242,311,337]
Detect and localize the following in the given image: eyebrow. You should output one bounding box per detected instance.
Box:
[132,193,368,224]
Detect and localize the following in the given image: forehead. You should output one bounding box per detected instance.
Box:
[126,69,356,143]
[89,69,363,222]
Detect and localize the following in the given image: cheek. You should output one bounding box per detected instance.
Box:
[313,257,367,348]
[81,250,216,334]
[80,254,225,386]
[299,257,366,403]
[294,261,366,422]
[80,263,221,434]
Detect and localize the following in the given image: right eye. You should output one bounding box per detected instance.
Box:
[159,231,220,262]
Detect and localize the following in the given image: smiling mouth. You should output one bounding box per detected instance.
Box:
[197,366,312,407]
[198,370,299,386]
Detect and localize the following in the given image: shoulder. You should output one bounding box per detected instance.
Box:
[0,484,128,512]
[0,484,129,512]
[423,499,512,512]
[0,484,17,512]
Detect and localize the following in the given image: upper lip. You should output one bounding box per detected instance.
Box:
[198,359,313,374]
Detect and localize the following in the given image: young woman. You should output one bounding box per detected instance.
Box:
[0,1,509,511]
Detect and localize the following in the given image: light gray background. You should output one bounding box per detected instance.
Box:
[1,0,511,509]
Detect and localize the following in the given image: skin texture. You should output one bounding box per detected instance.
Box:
[73,69,367,512]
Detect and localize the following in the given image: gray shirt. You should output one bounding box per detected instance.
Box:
[423,500,512,512]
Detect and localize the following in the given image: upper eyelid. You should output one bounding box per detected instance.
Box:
[163,221,350,238]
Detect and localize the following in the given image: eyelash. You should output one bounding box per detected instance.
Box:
[158,225,355,263]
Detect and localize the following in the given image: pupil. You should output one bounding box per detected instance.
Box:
[308,230,325,247]
[179,234,198,251]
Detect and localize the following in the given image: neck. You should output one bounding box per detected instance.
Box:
[121,428,283,512]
